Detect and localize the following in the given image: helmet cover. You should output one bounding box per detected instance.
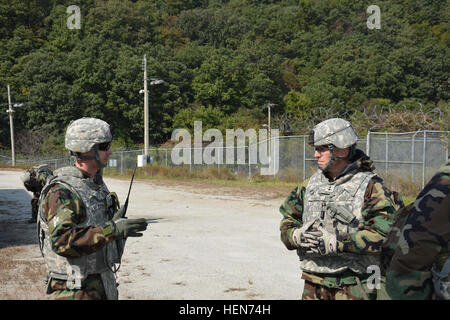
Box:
[309,118,358,149]
[65,118,112,153]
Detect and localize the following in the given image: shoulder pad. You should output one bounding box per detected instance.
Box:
[53,166,84,178]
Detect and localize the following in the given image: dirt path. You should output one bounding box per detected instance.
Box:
[0,169,303,300]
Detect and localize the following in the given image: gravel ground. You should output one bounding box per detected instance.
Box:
[0,169,303,300]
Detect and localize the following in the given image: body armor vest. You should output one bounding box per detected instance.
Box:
[297,169,379,275]
[37,166,120,299]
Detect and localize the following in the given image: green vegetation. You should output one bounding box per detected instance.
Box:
[0,0,448,154]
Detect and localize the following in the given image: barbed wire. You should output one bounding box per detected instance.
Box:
[273,104,447,134]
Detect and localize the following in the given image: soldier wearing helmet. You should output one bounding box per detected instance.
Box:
[37,118,148,300]
[279,118,403,300]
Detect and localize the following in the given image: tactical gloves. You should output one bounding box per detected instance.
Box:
[292,224,338,255]
[303,226,337,255]
[113,218,148,239]
[292,228,319,251]
[112,206,126,222]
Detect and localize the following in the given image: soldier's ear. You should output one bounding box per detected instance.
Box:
[334,147,349,158]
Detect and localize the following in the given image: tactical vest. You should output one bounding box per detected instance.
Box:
[297,169,379,275]
[37,166,120,299]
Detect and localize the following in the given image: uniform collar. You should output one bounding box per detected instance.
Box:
[323,149,374,182]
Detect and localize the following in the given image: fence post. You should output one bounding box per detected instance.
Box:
[366,130,371,157]
[273,136,276,176]
[189,147,192,173]
[120,151,123,174]
[412,131,418,183]
[303,135,306,181]
[446,135,449,162]
[422,131,427,189]
[385,132,389,176]
[248,145,250,178]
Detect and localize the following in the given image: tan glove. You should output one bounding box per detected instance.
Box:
[303,226,337,255]
[291,219,320,250]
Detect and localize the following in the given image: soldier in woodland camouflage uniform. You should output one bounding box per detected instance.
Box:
[381,160,450,300]
[279,118,402,300]
[21,164,52,223]
[38,118,148,300]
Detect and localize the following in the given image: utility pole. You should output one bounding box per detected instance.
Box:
[268,105,271,158]
[261,103,277,163]
[143,55,149,160]
[141,55,165,163]
[6,85,15,166]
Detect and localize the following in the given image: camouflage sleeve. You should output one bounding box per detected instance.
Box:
[279,180,308,250]
[385,164,450,300]
[336,176,399,254]
[42,183,116,258]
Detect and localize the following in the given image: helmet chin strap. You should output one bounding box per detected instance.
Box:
[72,145,107,169]
[318,144,355,173]
[318,145,335,173]
[93,145,108,169]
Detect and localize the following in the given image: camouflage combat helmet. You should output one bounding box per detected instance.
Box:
[65,117,112,153]
[65,117,112,168]
[309,118,358,172]
[309,118,358,149]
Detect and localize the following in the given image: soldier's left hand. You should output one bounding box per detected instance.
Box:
[303,226,337,255]
[112,206,126,221]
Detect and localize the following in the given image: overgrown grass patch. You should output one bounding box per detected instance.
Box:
[105,163,425,202]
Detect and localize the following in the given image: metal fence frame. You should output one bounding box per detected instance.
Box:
[366,130,449,188]
[1,130,448,188]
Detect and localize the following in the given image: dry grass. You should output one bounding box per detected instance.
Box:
[382,175,422,199]
[110,164,239,181]
[105,163,425,202]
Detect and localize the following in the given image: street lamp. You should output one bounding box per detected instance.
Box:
[260,103,278,161]
[141,55,165,161]
[150,79,164,86]
[5,85,25,166]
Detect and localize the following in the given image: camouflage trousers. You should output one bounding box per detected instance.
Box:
[47,274,113,300]
[301,271,378,300]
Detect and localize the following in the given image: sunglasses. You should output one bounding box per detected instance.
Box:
[98,142,111,151]
[314,146,329,153]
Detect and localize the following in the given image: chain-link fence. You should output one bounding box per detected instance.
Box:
[367,131,449,187]
[0,153,72,169]
[1,130,448,189]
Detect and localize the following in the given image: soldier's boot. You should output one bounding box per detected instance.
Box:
[28,210,37,223]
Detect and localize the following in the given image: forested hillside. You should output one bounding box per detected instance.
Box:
[0,0,448,156]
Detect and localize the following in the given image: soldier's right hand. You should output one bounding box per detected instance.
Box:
[292,228,319,250]
[113,218,148,239]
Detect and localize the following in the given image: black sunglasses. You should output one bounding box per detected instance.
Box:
[98,142,111,151]
[314,146,329,153]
